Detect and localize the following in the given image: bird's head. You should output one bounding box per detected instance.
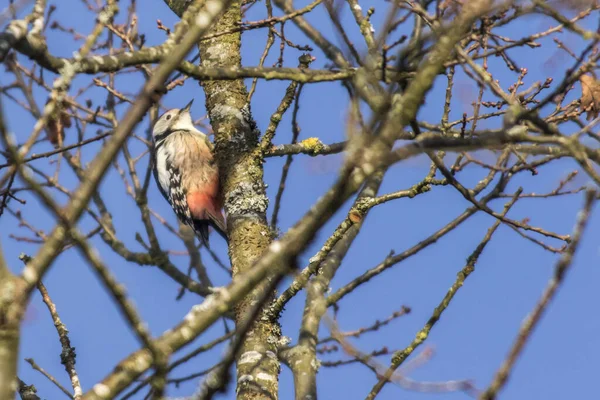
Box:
[152,99,195,140]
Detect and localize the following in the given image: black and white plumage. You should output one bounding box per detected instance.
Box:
[151,100,227,246]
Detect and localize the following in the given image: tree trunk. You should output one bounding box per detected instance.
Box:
[0,269,26,400]
[164,2,280,399]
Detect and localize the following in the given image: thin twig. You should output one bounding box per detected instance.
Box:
[480,189,597,400]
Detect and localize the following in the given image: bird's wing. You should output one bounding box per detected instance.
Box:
[164,162,193,226]
[152,151,170,203]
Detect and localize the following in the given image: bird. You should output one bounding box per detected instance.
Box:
[151,99,227,246]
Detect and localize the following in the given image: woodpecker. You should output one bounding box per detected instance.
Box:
[152,99,227,246]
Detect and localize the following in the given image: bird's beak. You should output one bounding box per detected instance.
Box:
[181,99,194,114]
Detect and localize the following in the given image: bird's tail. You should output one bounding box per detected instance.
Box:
[192,219,228,249]
[187,192,228,247]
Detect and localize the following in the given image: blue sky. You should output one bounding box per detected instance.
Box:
[2,1,600,399]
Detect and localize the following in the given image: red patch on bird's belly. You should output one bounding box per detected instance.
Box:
[186,171,224,224]
[187,192,214,219]
[187,191,224,223]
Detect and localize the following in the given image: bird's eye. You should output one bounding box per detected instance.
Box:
[166,114,172,120]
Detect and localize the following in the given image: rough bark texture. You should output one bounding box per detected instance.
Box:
[165,2,281,399]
